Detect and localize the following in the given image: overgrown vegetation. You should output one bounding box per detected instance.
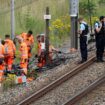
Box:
[0,0,104,48]
[79,1,97,16]
[3,74,16,90]
[49,14,70,46]
[79,0,105,17]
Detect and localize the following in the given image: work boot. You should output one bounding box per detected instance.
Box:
[100,59,105,62]
[96,59,104,62]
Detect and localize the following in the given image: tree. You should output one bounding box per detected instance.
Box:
[79,1,97,16]
[98,0,105,5]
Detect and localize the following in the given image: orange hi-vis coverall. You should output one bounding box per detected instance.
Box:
[38,42,42,56]
[0,44,5,82]
[20,33,34,58]
[19,42,28,75]
[4,39,16,71]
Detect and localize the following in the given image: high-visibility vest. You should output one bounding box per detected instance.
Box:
[20,33,34,46]
[0,44,4,58]
[20,42,28,59]
[4,39,16,56]
[9,39,16,54]
[0,66,5,82]
[4,44,14,56]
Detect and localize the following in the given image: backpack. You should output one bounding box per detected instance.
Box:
[83,23,89,34]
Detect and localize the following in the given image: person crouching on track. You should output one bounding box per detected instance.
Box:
[0,39,5,82]
[4,35,16,72]
[16,36,28,75]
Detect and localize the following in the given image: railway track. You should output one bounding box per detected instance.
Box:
[63,73,105,105]
[17,55,96,105]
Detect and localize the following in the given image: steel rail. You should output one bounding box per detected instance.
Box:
[17,56,96,105]
[63,73,105,105]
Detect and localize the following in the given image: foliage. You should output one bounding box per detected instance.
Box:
[49,15,70,38]
[79,1,97,16]
[25,16,36,30]
[85,16,99,25]
[98,0,105,5]
[27,69,38,79]
[24,7,44,32]
[91,16,99,24]
[3,74,16,90]
[49,14,70,47]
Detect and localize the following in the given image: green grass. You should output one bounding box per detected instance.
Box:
[80,0,105,17]
[1,0,104,50]
[0,0,69,37]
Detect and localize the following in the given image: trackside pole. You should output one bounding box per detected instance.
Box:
[11,0,15,40]
[44,7,51,65]
[70,0,79,51]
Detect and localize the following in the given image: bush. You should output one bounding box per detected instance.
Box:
[3,74,16,90]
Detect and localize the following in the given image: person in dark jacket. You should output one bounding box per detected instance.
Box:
[94,16,105,62]
[78,17,89,64]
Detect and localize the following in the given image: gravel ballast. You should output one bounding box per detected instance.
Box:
[0,52,78,105]
[75,83,105,105]
[31,63,105,105]
[0,40,96,105]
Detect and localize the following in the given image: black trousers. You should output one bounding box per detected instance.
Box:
[96,35,105,60]
[80,36,87,61]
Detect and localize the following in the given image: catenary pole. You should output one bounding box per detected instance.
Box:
[70,0,79,50]
[11,0,15,40]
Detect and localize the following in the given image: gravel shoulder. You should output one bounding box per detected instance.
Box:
[31,63,105,105]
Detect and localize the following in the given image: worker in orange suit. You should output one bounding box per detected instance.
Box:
[4,35,16,72]
[20,30,34,59]
[0,39,5,82]
[16,36,28,75]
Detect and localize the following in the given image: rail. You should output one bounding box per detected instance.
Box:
[63,73,105,105]
[17,56,96,105]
